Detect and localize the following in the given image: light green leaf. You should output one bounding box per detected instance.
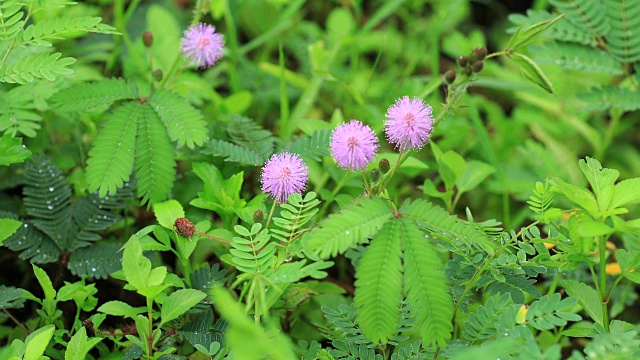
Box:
[153,200,185,230]
[65,327,103,360]
[577,220,614,237]
[610,178,640,209]
[456,160,495,194]
[551,177,598,215]
[32,265,55,300]
[160,289,207,325]
[0,218,21,245]
[98,300,146,318]
[579,157,618,211]
[439,150,466,190]
[23,324,55,360]
[507,14,564,51]
[122,236,151,290]
[0,133,31,166]
[562,280,603,326]
[616,249,640,284]
[510,52,554,93]
[147,266,167,287]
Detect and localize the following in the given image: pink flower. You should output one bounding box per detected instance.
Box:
[384,96,434,151]
[261,152,308,203]
[180,23,224,68]
[330,120,379,170]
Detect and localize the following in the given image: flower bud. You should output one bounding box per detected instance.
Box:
[253,210,264,224]
[370,169,381,183]
[471,60,484,73]
[153,69,163,81]
[462,66,472,76]
[379,158,390,174]
[457,56,468,67]
[142,31,154,48]
[174,217,195,237]
[444,70,456,84]
[472,47,487,61]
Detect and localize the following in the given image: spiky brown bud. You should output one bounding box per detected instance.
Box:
[370,169,381,183]
[379,158,390,174]
[457,56,468,67]
[444,70,456,84]
[142,31,154,48]
[472,47,487,61]
[253,210,264,224]
[462,66,472,76]
[174,217,195,237]
[472,60,484,73]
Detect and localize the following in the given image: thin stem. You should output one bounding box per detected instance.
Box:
[265,201,278,229]
[598,235,610,331]
[378,151,407,194]
[147,298,154,358]
[3,309,30,334]
[194,229,231,244]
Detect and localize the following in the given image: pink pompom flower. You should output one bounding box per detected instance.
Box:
[384,96,434,151]
[261,152,308,203]
[330,120,379,171]
[180,23,224,68]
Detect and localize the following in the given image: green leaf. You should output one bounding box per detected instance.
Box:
[577,220,614,237]
[401,217,453,348]
[0,133,30,166]
[456,160,495,194]
[0,52,75,84]
[160,289,207,325]
[86,101,140,197]
[439,150,467,190]
[509,52,554,93]
[610,178,640,209]
[50,78,139,113]
[153,200,184,230]
[0,218,21,245]
[551,176,598,215]
[549,0,610,37]
[23,324,55,360]
[507,13,564,51]
[304,196,393,259]
[354,219,403,344]
[98,300,146,319]
[32,264,55,300]
[579,157,618,211]
[122,236,151,291]
[616,249,640,284]
[577,86,640,112]
[562,280,603,326]
[603,0,640,63]
[148,89,208,149]
[65,327,103,360]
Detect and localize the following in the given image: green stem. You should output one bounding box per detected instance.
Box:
[378,151,409,194]
[147,298,154,358]
[598,235,610,331]
[224,0,240,92]
[598,109,621,160]
[546,271,561,296]
[265,201,278,229]
[318,172,352,217]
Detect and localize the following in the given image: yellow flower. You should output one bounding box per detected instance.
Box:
[606,262,622,275]
[516,305,528,324]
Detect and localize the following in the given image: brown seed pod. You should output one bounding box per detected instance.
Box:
[174,217,195,238]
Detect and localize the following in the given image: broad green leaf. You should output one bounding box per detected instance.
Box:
[510,52,554,93]
[576,220,614,237]
[0,218,21,245]
[147,266,167,287]
[439,150,466,190]
[153,200,184,230]
[456,160,495,194]
[23,324,55,360]
[610,178,640,209]
[616,249,640,283]
[98,300,146,318]
[0,134,31,166]
[65,327,103,360]
[160,289,207,325]
[551,177,598,215]
[562,280,603,326]
[579,157,618,211]
[122,236,151,290]
[32,265,55,300]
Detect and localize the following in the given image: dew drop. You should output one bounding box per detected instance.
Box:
[91,267,96,272]
[285,257,292,262]
[345,230,350,235]
[49,187,54,192]
[47,205,53,210]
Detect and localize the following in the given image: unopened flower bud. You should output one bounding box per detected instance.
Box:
[472,60,484,73]
[457,56,468,67]
[370,169,381,183]
[153,69,163,81]
[462,67,472,76]
[174,217,195,238]
[253,210,264,224]
[444,70,456,84]
[379,158,390,174]
[473,47,487,61]
[142,31,154,48]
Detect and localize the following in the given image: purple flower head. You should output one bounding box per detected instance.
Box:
[384,96,434,151]
[181,23,224,69]
[330,120,379,171]
[261,152,308,203]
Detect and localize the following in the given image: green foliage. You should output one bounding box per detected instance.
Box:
[525,293,582,330]
[602,0,640,63]
[285,129,332,161]
[507,10,597,46]
[532,42,623,74]
[50,78,139,113]
[271,192,320,244]
[0,133,30,165]
[562,279,604,326]
[0,52,74,84]
[229,223,276,273]
[577,85,640,111]
[548,0,610,38]
[148,89,208,149]
[67,242,123,279]
[304,196,393,259]
[462,293,518,343]
[204,139,264,166]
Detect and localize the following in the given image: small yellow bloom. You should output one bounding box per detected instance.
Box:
[606,262,622,275]
[543,242,556,249]
[516,305,529,324]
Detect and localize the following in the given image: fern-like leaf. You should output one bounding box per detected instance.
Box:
[526,293,582,330]
[532,42,622,74]
[400,199,495,255]
[0,0,24,41]
[271,192,320,244]
[2,212,60,264]
[227,116,274,161]
[50,78,139,113]
[202,139,263,166]
[0,80,60,137]
[321,303,373,345]
[18,16,117,47]
[135,104,176,205]
[22,156,72,248]
[0,52,75,84]
[86,101,140,197]
[354,219,403,344]
[148,89,208,149]
[285,129,332,161]
[577,85,640,111]
[603,0,640,63]
[67,242,123,279]
[462,293,518,343]
[304,197,393,259]
[549,0,610,38]
[229,223,276,273]
[401,217,453,348]
[507,9,597,46]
